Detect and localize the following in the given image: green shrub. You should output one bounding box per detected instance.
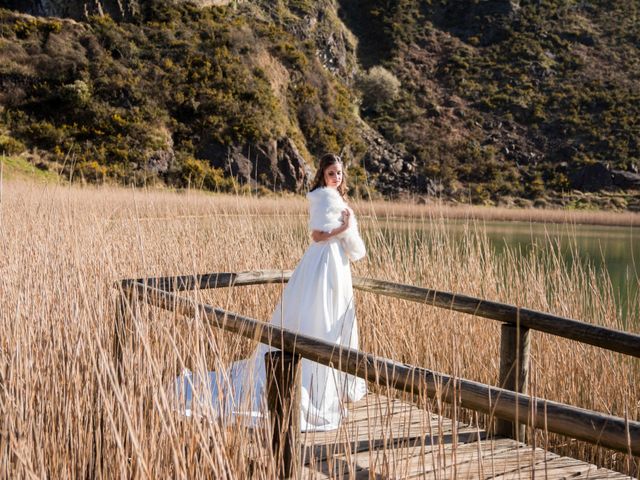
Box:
[179,157,234,192]
[527,173,546,199]
[0,134,26,155]
[357,66,401,111]
[18,122,66,150]
[60,80,92,108]
[77,160,108,182]
[12,18,38,39]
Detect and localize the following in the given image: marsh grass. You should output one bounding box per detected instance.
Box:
[0,181,638,478]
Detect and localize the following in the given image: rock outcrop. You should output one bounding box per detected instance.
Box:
[358,122,433,197]
[199,138,313,193]
[1,0,140,20]
[569,162,640,191]
[1,0,231,20]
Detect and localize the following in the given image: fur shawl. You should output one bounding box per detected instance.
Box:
[306,187,366,261]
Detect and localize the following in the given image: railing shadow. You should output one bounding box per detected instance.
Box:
[303,430,487,465]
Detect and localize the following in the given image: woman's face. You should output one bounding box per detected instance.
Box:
[323,163,343,189]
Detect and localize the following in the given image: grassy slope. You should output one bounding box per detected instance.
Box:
[0,154,59,182]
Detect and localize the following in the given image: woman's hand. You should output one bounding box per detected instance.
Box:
[311,209,351,242]
[340,209,351,230]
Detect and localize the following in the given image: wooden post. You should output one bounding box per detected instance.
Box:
[113,285,133,382]
[264,350,301,479]
[496,322,531,440]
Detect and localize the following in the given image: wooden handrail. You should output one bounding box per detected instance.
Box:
[352,277,640,359]
[120,270,291,292]
[120,270,640,358]
[120,280,640,456]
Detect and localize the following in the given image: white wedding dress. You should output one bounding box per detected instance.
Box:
[174,189,367,431]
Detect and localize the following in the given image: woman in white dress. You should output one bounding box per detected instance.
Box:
[176,153,368,431]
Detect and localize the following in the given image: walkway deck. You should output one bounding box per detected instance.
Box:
[300,393,632,479]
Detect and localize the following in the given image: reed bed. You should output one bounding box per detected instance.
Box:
[355,199,640,227]
[0,180,638,478]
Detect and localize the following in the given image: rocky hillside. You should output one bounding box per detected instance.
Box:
[0,0,639,208]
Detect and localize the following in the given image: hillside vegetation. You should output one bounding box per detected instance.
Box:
[0,1,362,192]
[339,0,640,207]
[0,0,639,208]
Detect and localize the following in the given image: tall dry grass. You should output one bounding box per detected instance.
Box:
[0,180,638,478]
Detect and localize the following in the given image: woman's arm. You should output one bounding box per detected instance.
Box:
[311,208,350,242]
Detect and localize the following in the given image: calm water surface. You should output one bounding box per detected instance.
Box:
[480,221,637,327]
[377,218,640,329]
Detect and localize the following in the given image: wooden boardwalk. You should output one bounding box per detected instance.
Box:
[118,271,640,477]
[300,394,632,479]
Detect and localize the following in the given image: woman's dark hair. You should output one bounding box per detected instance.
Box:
[310,153,348,197]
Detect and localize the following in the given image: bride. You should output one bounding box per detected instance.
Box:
[175,153,368,431]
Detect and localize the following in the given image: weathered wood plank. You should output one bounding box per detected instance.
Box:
[302,421,469,460]
[264,350,301,479]
[346,436,490,479]
[490,455,618,479]
[303,394,458,446]
[311,394,489,479]
[302,393,484,474]
[301,394,633,480]
[300,462,371,480]
[496,323,530,440]
[398,438,520,479]
[478,444,550,479]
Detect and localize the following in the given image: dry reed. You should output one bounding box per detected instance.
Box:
[0,180,638,478]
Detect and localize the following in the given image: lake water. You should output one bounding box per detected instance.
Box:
[455,221,639,329]
[375,218,640,330]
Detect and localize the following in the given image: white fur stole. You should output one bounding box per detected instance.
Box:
[306,187,366,261]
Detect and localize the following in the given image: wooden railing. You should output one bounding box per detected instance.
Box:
[114,270,640,477]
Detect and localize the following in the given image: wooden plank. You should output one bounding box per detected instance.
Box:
[342,405,447,431]
[491,455,632,479]
[478,444,550,479]
[353,436,513,479]
[402,438,519,479]
[299,464,332,479]
[298,394,632,480]
[302,394,463,451]
[134,282,640,455]
[300,462,371,480]
[302,393,485,475]
[580,469,635,479]
[317,393,491,478]
[494,455,590,479]
[302,421,474,462]
[343,396,417,421]
[574,468,635,479]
